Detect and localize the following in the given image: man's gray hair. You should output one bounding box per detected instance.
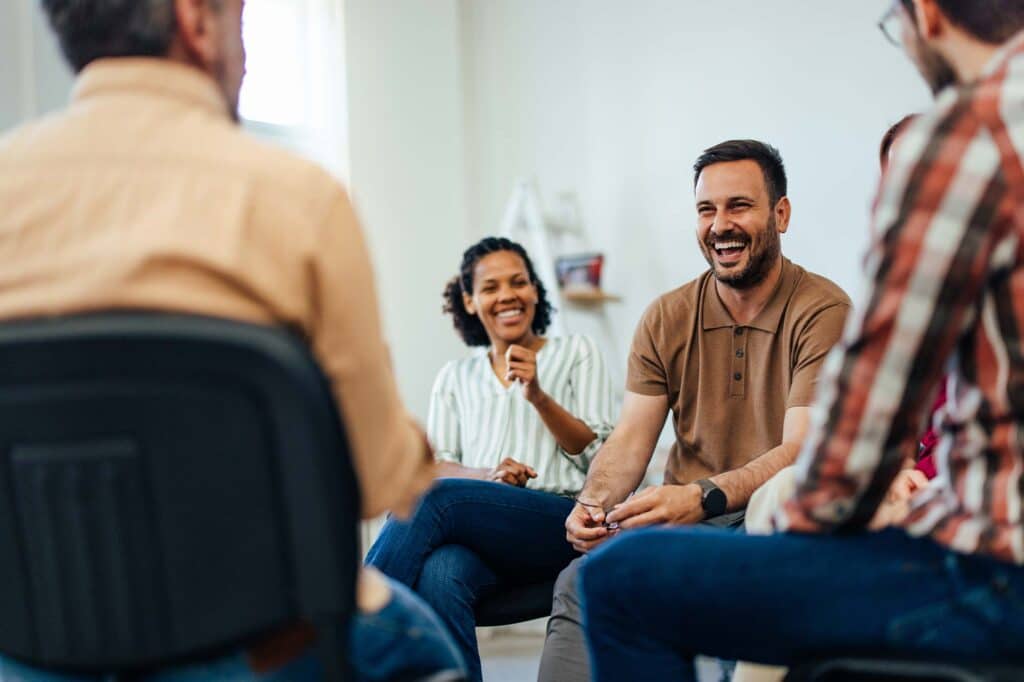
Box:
[40,0,178,72]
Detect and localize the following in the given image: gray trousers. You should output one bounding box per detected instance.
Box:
[537,510,746,682]
[537,555,590,682]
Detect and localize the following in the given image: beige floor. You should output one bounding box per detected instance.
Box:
[479,631,545,682]
[477,629,737,682]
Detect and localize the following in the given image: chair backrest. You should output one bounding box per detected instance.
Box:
[0,313,360,678]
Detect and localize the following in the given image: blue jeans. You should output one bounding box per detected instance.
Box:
[365,478,578,682]
[580,526,1024,681]
[0,578,463,682]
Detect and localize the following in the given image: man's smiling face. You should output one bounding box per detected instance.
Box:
[695,159,783,290]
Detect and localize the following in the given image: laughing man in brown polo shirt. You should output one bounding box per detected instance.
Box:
[537,139,851,682]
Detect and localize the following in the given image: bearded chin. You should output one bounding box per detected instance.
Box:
[913,34,959,95]
[707,216,782,290]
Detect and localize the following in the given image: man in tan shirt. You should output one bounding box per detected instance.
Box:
[0,0,462,679]
[537,139,851,682]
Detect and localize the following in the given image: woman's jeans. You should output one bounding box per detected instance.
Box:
[0,578,464,682]
[581,526,1024,682]
[365,478,579,682]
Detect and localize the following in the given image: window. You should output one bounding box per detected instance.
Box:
[239,0,348,181]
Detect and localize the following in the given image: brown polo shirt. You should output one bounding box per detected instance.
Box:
[627,258,850,486]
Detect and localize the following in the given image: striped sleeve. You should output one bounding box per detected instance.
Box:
[780,94,1012,532]
[563,334,616,465]
[427,361,462,463]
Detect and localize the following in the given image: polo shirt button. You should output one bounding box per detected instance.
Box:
[736,349,744,358]
[734,327,744,336]
[734,372,742,381]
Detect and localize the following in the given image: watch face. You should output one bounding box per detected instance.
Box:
[704,487,727,517]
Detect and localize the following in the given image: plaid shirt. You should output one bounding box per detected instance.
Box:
[780,32,1024,565]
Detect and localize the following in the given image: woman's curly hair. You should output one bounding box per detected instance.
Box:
[443,237,554,347]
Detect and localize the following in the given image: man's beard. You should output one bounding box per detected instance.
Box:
[699,214,782,290]
[910,31,958,95]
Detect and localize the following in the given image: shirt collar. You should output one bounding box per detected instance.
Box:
[701,257,796,334]
[981,29,1024,79]
[72,58,230,119]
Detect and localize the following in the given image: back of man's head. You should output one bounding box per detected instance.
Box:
[902,0,1024,45]
[41,0,178,73]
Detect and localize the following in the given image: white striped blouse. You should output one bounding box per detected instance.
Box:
[427,334,616,496]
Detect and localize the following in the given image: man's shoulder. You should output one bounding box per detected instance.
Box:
[641,273,708,326]
[788,262,851,311]
[199,124,342,203]
[0,111,67,159]
[0,106,344,210]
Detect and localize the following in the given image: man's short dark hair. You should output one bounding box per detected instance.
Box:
[40,0,178,72]
[693,140,788,206]
[901,0,1024,45]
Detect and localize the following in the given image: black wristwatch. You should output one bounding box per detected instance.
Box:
[695,479,727,519]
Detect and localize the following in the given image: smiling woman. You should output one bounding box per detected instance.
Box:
[365,236,617,682]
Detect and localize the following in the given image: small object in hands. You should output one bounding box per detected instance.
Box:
[575,496,618,530]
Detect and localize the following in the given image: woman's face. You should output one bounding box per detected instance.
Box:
[463,250,539,346]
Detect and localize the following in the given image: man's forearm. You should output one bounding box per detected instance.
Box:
[711,441,801,512]
[578,434,652,508]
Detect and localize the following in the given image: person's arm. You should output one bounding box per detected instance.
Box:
[712,299,850,510]
[565,390,668,552]
[711,406,810,511]
[553,335,616,458]
[780,104,1012,533]
[309,187,434,519]
[428,363,539,485]
[608,298,850,528]
[506,338,612,455]
[436,459,538,486]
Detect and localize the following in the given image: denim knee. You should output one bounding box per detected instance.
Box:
[419,545,481,600]
[417,477,477,510]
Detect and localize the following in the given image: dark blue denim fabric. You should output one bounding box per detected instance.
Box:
[0,576,464,682]
[581,526,1024,681]
[366,478,578,682]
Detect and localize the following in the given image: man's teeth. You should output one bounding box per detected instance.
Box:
[714,241,746,251]
[497,309,523,318]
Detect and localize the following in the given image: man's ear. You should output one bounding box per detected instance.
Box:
[775,196,792,235]
[912,0,944,40]
[462,291,476,316]
[172,0,216,69]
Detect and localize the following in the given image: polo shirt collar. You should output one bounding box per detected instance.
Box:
[72,57,230,119]
[701,257,796,334]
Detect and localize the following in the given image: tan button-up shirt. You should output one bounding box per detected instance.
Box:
[0,58,433,519]
[627,258,851,485]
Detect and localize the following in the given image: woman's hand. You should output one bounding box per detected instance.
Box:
[488,457,538,487]
[505,344,546,405]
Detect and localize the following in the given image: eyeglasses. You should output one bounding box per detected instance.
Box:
[575,497,620,530]
[878,0,906,48]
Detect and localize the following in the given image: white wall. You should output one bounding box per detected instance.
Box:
[460,0,933,383]
[3,0,937,422]
[1,0,74,130]
[344,0,471,419]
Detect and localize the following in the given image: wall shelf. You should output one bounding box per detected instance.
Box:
[563,289,621,304]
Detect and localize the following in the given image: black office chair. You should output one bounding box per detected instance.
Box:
[474,580,556,628]
[0,313,365,681]
[787,657,1024,681]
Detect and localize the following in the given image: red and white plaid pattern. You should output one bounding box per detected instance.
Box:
[781,32,1024,565]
